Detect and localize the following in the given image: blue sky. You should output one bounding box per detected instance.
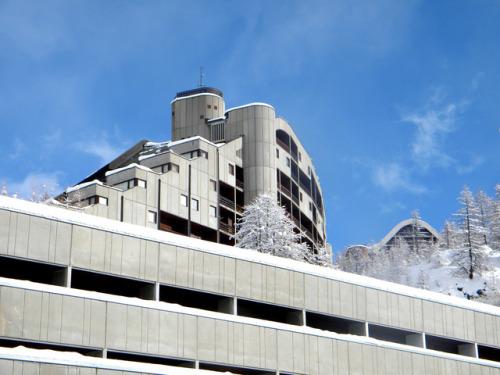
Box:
[1,1,499,254]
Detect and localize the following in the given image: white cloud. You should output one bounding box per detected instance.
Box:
[456,156,485,175]
[75,139,124,164]
[402,93,468,171]
[372,162,427,194]
[8,138,27,160]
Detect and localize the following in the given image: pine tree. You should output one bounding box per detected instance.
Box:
[232,193,309,261]
[439,220,461,250]
[490,184,500,249]
[475,189,493,245]
[452,185,488,281]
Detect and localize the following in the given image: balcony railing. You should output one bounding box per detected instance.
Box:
[220,222,235,235]
[302,227,313,240]
[219,196,235,210]
[276,138,290,153]
[279,184,291,197]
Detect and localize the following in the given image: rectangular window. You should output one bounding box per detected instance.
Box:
[99,197,108,206]
[229,164,235,176]
[200,115,204,120]
[286,157,291,167]
[166,163,179,173]
[210,179,217,191]
[276,148,279,158]
[214,105,218,110]
[192,198,199,211]
[180,194,188,207]
[147,210,157,223]
[137,179,146,188]
[309,202,312,211]
[210,205,217,217]
[307,166,311,176]
[88,196,96,205]
[207,105,211,109]
[300,192,303,202]
[299,152,302,161]
[201,150,208,159]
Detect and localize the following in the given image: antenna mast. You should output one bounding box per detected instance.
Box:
[198,67,205,87]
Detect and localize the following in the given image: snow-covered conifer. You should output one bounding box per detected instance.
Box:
[232,193,309,261]
[476,189,493,245]
[452,185,489,281]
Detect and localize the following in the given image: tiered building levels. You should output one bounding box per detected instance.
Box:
[1,197,500,374]
[62,88,327,254]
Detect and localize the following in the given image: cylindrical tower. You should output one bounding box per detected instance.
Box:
[171,87,225,142]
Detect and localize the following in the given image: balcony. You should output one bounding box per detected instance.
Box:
[279,184,291,197]
[220,222,235,235]
[219,196,235,210]
[236,179,244,190]
[276,138,290,153]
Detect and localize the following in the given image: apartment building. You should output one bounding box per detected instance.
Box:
[62,87,326,253]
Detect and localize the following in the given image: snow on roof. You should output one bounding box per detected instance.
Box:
[1,276,499,369]
[0,346,235,375]
[104,163,156,177]
[379,218,442,247]
[144,140,170,148]
[1,196,500,316]
[166,135,219,149]
[225,102,275,113]
[138,149,175,161]
[65,180,104,193]
[206,116,226,123]
[170,92,222,105]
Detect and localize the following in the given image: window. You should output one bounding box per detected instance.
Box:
[307,166,311,176]
[229,164,235,176]
[300,192,303,202]
[201,150,208,159]
[114,179,146,190]
[180,194,188,207]
[214,105,218,110]
[210,205,217,217]
[207,105,211,109]
[299,152,302,161]
[200,115,204,120]
[276,148,279,158]
[286,157,291,167]
[147,210,157,223]
[210,179,217,191]
[309,202,312,211]
[168,163,179,173]
[88,196,108,206]
[191,198,199,211]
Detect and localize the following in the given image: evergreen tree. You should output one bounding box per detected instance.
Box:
[452,185,488,281]
[490,184,500,249]
[475,189,493,245]
[232,193,309,261]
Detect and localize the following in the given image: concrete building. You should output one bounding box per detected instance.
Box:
[1,196,500,374]
[62,87,326,254]
[379,218,441,252]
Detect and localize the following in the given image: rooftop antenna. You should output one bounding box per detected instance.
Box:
[198,67,205,87]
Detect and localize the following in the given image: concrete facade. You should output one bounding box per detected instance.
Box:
[62,87,326,253]
[1,197,500,374]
